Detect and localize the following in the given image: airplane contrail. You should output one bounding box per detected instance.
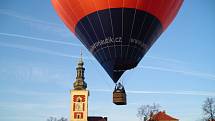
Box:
[0,32,82,47]
[138,66,215,81]
[2,88,214,97]
[0,42,93,60]
[146,55,185,64]
[91,89,215,96]
[0,9,61,27]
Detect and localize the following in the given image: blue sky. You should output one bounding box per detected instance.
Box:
[0,0,215,121]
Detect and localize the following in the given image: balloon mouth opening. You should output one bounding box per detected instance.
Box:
[110,61,139,83]
[113,60,139,70]
[113,70,125,72]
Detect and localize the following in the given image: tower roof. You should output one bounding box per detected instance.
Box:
[88,116,107,121]
[78,50,83,65]
[73,51,87,90]
[149,111,178,121]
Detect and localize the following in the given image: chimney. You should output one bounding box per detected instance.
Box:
[104,117,107,121]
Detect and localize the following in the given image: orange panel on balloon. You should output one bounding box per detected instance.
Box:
[109,0,123,8]
[124,0,138,8]
[93,0,109,10]
[51,0,75,32]
[52,0,183,31]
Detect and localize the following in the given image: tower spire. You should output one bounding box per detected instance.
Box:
[80,49,83,63]
[70,51,89,121]
[73,51,87,90]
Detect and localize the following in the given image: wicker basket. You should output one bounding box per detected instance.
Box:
[113,90,127,105]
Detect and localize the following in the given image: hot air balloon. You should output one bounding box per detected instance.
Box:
[51,0,183,105]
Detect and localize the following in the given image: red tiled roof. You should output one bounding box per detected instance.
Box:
[208,119,215,121]
[88,116,107,121]
[150,111,178,121]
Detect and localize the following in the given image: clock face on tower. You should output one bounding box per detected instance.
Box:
[75,102,83,111]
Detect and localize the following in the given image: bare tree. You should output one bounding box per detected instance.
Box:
[47,117,57,121]
[202,97,215,121]
[137,103,161,121]
[47,117,68,121]
[58,117,68,121]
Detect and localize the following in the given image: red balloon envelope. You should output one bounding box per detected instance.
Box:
[51,0,183,83]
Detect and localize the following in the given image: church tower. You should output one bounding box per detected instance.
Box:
[70,53,89,121]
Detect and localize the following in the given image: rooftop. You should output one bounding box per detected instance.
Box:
[149,111,178,121]
[88,116,107,121]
